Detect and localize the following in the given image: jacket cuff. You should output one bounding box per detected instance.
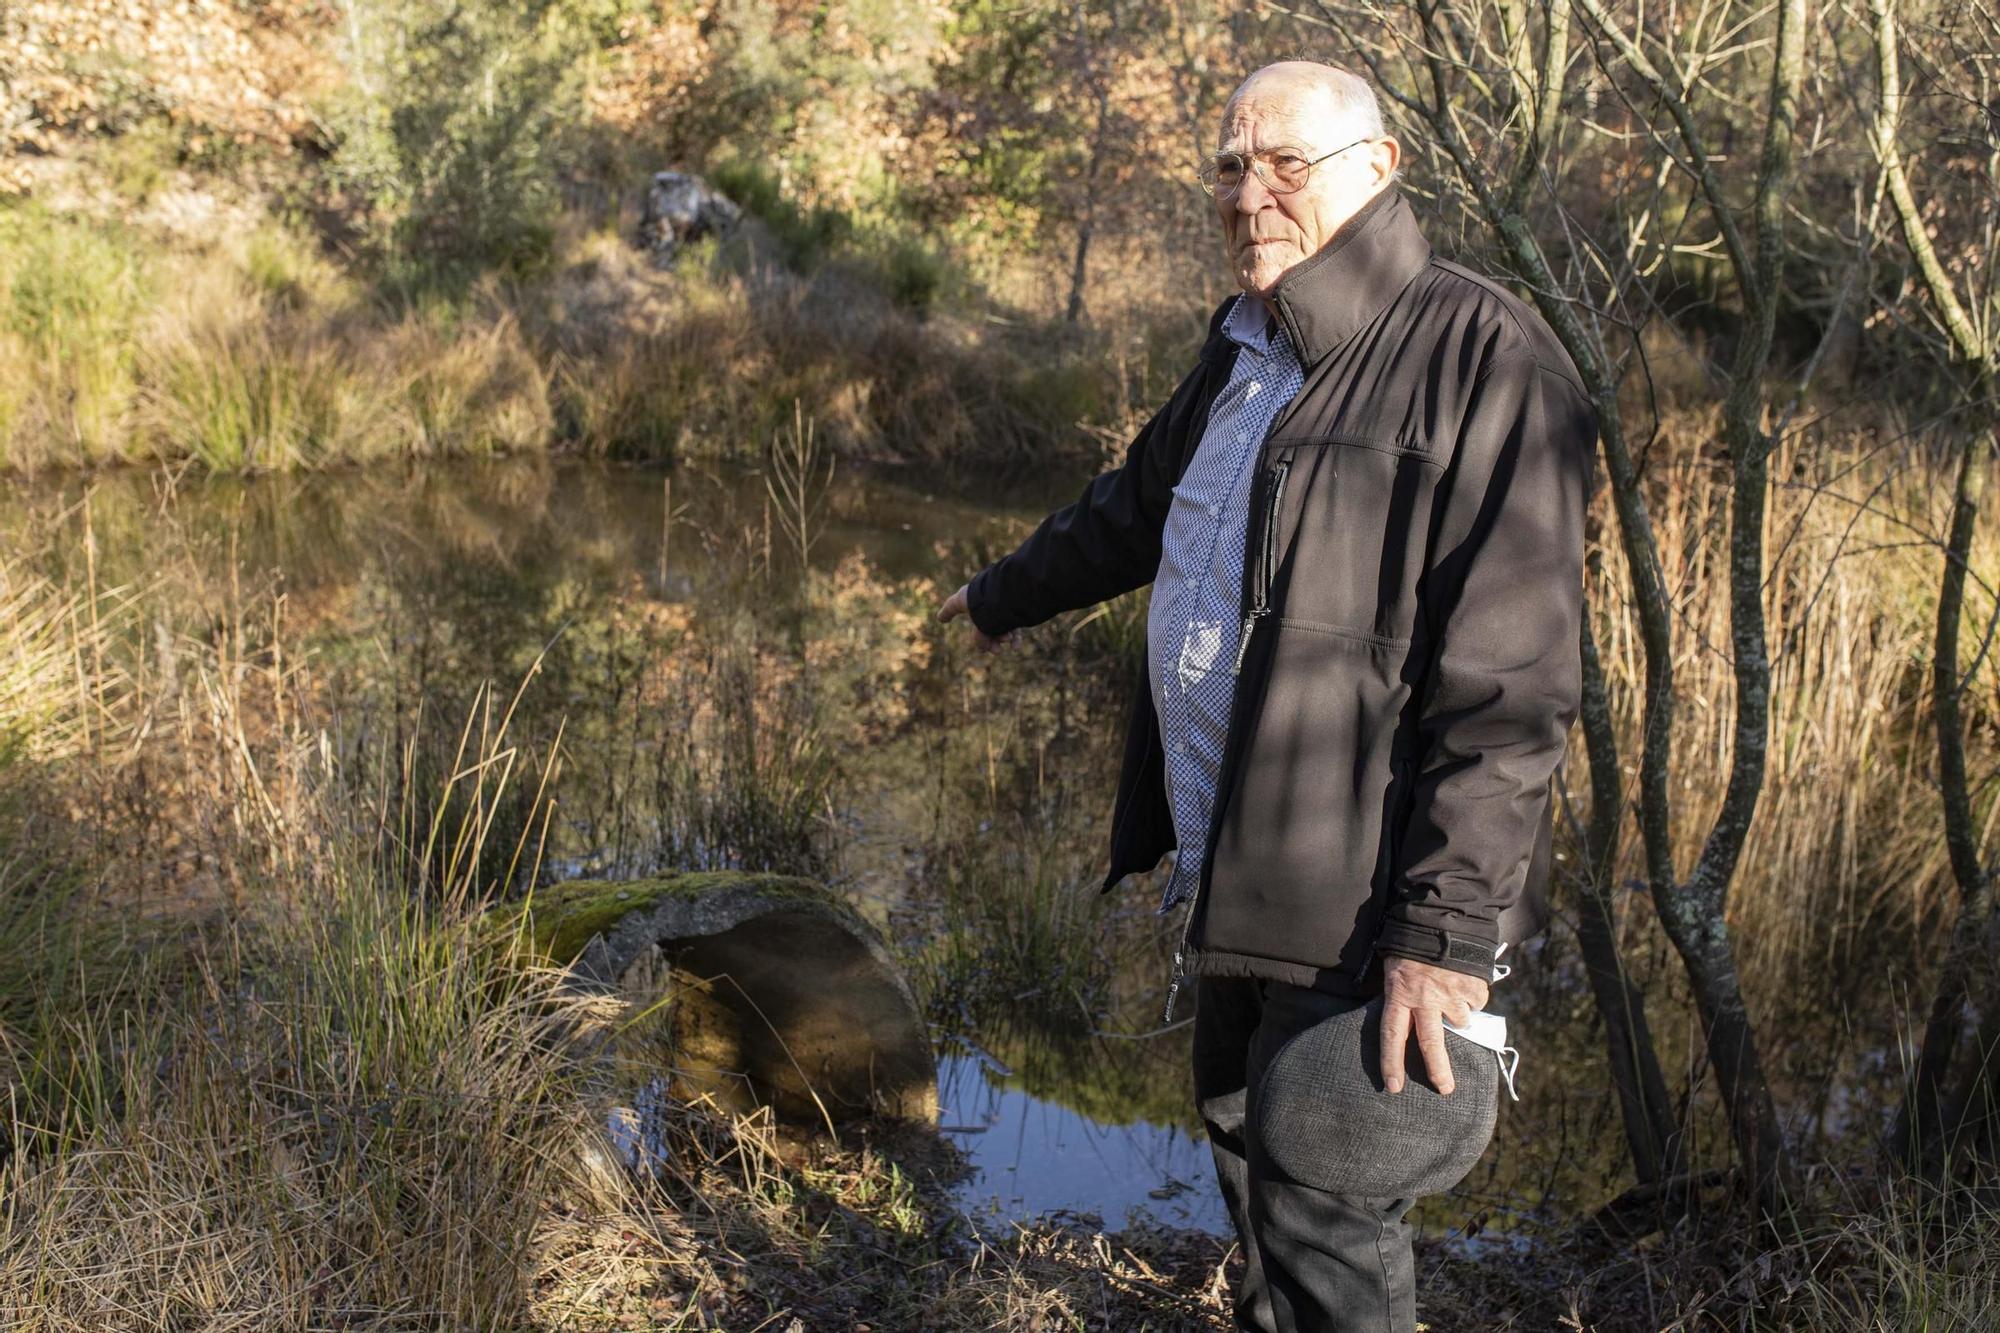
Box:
[1373,917,1498,979]
[964,564,1017,638]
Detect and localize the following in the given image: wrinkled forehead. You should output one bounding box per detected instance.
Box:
[1217,84,1332,153]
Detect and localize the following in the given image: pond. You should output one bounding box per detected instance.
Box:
[6,456,1660,1242]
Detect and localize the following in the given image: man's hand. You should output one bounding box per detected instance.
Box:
[1379,956,1489,1096]
[937,583,1015,653]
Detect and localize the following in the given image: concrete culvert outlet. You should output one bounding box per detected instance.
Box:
[501,871,938,1127]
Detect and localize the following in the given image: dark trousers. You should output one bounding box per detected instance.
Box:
[1193,975,1418,1333]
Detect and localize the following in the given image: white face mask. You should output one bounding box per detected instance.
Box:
[1443,1009,1522,1103]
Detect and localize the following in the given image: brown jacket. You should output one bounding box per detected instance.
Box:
[966,186,1597,996]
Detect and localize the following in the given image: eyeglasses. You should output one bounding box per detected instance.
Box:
[1197,137,1374,198]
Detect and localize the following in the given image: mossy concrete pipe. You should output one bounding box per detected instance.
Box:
[499,871,937,1126]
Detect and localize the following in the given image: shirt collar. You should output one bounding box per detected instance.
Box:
[1264,186,1433,366]
[1221,290,1282,358]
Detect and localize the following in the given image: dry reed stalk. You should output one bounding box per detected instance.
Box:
[1578,425,1996,992]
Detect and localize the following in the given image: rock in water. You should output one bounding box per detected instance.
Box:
[504,871,936,1126]
[638,171,741,266]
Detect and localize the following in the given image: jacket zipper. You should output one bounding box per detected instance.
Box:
[1163,446,1293,1023]
[1230,457,1290,676]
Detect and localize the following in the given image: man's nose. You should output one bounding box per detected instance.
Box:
[1230,166,1277,216]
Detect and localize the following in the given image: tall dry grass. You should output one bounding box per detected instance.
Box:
[0,475,1242,1332]
[1793,1173,2000,1329]
[1577,415,1996,993]
[0,555,134,762]
[0,559,643,1328]
[0,192,1158,476]
[0,207,554,473]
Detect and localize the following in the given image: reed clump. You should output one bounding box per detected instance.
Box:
[0,559,628,1328]
[0,206,554,473]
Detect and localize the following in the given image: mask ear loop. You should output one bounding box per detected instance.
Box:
[1496,1045,1521,1102]
[1490,961,1512,984]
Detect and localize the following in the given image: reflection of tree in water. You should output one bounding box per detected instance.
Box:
[887,544,1195,1133]
[958,1013,1201,1137]
[0,458,1747,1235]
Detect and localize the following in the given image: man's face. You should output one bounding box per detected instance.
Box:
[1215,80,1399,299]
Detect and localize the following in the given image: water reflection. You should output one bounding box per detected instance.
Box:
[0,456,1651,1239]
[938,1052,1229,1234]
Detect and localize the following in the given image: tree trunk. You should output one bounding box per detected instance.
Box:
[1576,0,1808,1220]
[1657,888,1796,1213]
[1065,203,1097,325]
[1576,613,1684,1188]
[1864,0,2000,1175]
[1898,427,1997,1167]
[1940,950,2000,1162]
[1064,1,1114,326]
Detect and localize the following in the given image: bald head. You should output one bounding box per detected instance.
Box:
[1212,61,1400,304]
[1220,61,1386,150]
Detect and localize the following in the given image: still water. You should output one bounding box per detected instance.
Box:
[5,456,1645,1240]
[939,1052,1229,1234]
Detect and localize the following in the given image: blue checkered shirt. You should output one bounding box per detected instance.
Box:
[1147,294,1305,914]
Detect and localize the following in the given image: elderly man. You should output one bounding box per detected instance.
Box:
[938,61,1593,1332]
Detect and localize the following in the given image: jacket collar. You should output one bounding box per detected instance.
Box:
[1264,186,1433,366]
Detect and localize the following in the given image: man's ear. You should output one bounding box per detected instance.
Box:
[1369,137,1401,188]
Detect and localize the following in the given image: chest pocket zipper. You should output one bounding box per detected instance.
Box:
[1230,456,1291,676]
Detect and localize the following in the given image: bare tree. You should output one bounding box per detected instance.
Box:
[1865,0,2000,1172]
[1566,0,1812,1221]
[1065,0,1120,324]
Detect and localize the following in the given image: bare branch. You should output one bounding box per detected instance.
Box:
[1570,0,1763,308]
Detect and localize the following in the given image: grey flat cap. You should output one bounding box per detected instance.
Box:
[1253,996,1500,1198]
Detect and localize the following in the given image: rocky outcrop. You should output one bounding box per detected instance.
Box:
[637,171,742,265]
[505,870,936,1126]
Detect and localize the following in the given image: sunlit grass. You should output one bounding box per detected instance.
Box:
[0,865,619,1330]
[143,326,369,469]
[0,205,558,474]
[0,207,147,467]
[0,189,1150,477]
